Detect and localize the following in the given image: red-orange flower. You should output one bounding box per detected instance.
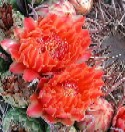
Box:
[27,64,104,125]
[1,14,91,82]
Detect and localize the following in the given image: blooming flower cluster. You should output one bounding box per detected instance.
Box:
[27,64,103,125]
[1,14,90,82]
[1,12,104,125]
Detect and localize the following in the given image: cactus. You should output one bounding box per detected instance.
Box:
[2,108,44,132]
[0,72,36,108]
[46,123,77,132]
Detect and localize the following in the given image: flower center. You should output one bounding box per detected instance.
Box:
[62,81,78,97]
[37,33,69,60]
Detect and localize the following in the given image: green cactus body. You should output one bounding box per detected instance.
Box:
[0,29,5,41]
[0,46,12,73]
[28,0,44,4]
[0,58,9,73]
[3,108,43,132]
[2,94,29,108]
[46,124,77,132]
[0,72,35,108]
[12,10,24,27]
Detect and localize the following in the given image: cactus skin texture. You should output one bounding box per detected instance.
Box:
[0,72,36,108]
[3,108,43,132]
[46,124,77,132]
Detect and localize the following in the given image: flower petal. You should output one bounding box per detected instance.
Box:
[10,62,26,74]
[14,27,22,38]
[27,94,42,117]
[77,51,91,64]
[1,39,19,51]
[24,17,36,32]
[23,69,41,82]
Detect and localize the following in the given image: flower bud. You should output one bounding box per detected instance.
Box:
[69,0,93,15]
